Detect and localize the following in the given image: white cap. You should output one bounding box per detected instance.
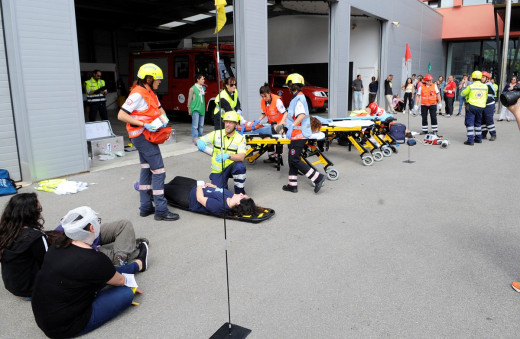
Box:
[61,206,100,245]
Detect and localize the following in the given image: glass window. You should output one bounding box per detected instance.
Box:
[174,55,189,79]
[440,0,454,7]
[449,41,481,81]
[428,1,439,8]
[463,0,490,5]
[273,76,286,88]
[218,53,236,80]
[195,53,217,81]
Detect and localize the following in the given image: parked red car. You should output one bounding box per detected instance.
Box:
[268,72,328,112]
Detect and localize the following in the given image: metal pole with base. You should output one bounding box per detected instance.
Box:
[210,2,251,338]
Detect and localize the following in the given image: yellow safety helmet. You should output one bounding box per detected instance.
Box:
[222,111,240,123]
[286,73,305,86]
[471,70,482,80]
[137,63,163,80]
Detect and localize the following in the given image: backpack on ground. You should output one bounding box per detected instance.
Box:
[0,169,21,196]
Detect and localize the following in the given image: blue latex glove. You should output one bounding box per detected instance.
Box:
[144,123,158,132]
[215,153,230,162]
[161,122,168,128]
[238,126,245,135]
[251,119,261,129]
[196,139,207,152]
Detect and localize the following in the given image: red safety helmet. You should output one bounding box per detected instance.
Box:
[423,74,433,81]
[481,71,491,79]
[368,102,378,115]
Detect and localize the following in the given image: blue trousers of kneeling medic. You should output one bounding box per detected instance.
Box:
[465,104,483,143]
[210,161,246,194]
[132,134,168,217]
[481,103,496,138]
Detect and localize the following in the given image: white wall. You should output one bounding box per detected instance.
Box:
[349,17,381,108]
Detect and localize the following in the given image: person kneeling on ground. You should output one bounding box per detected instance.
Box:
[0,193,47,300]
[31,206,148,338]
[164,176,257,217]
[52,216,148,267]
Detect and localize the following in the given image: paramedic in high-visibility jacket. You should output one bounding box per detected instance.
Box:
[414,74,442,135]
[480,71,497,141]
[213,77,242,130]
[84,70,108,122]
[461,70,488,145]
[117,63,179,221]
[282,73,325,194]
[194,111,247,194]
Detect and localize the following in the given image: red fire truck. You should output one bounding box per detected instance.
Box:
[129,44,235,123]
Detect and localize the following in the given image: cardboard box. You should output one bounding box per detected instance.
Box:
[85,121,124,167]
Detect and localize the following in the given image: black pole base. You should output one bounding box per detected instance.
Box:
[210,323,251,339]
[402,160,416,164]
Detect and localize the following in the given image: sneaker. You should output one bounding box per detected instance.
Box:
[464,141,474,146]
[136,238,150,247]
[154,211,179,221]
[282,185,298,193]
[475,139,482,143]
[314,174,326,193]
[263,157,276,163]
[136,242,149,272]
[419,131,428,135]
[446,114,451,118]
[456,113,462,116]
[489,135,496,141]
[113,254,127,267]
[482,135,487,140]
[140,208,155,217]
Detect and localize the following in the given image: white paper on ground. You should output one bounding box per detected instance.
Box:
[122,273,138,288]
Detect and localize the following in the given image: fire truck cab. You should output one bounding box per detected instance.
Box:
[129,44,235,123]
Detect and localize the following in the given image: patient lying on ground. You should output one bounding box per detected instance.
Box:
[164,176,257,217]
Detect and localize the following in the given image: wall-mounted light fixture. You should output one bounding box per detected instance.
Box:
[391,21,400,27]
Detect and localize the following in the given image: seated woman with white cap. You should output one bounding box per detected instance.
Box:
[31,206,148,338]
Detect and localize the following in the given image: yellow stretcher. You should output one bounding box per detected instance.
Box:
[245,132,339,181]
[320,120,397,166]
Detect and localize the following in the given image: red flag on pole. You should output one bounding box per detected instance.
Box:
[405,43,412,66]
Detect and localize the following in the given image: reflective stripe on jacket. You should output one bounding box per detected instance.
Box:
[214,89,238,114]
[261,94,285,124]
[202,129,245,173]
[126,85,162,138]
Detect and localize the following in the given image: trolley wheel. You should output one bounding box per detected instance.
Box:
[381,146,392,157]
[326,168,339,181]
[372,151,384,162]
[390,146,398,154]
[248,158,257,165]
[361,155,374,166]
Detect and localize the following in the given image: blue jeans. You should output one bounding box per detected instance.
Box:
[116,262,140,274]
[75,286,135,337]
[458,95,465,114]
[191,111,204,141]
[244,125,273,135]
[353,91,363,110]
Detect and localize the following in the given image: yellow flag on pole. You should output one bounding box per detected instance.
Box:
[214,0,227,34]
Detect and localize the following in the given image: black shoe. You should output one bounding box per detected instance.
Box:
[136,242,149,272]
[282,185,298,193]
[482,135,487,140]
[263,157,277,163]
[135,238,150,247]
[475,139,482,143]
[464,141,474,146]
[419,131,428,135]
[489,135,496,141]
[154,211,180,221]
[314,174,325,193]
[140,208,155,217]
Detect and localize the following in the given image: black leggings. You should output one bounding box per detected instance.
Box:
[163,177,197,208]
[403,92,413,111]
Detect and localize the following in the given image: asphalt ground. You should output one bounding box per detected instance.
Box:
[2,103,520,338]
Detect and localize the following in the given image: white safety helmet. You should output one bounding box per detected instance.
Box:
[61,206,100,245]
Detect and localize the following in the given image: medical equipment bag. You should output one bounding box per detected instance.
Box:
[389,123,406,143]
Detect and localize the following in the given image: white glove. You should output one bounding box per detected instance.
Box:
[447,90,452,94]
[197,180,205,187]
[413,105,418,112]
[437,103,442,111]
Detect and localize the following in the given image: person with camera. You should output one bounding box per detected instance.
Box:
[499,81,520,130]
[499,76,518,122]
[461,71,488,145]
[84,70,108,122]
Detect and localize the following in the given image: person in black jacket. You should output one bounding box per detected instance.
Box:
[0,193,47,300]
